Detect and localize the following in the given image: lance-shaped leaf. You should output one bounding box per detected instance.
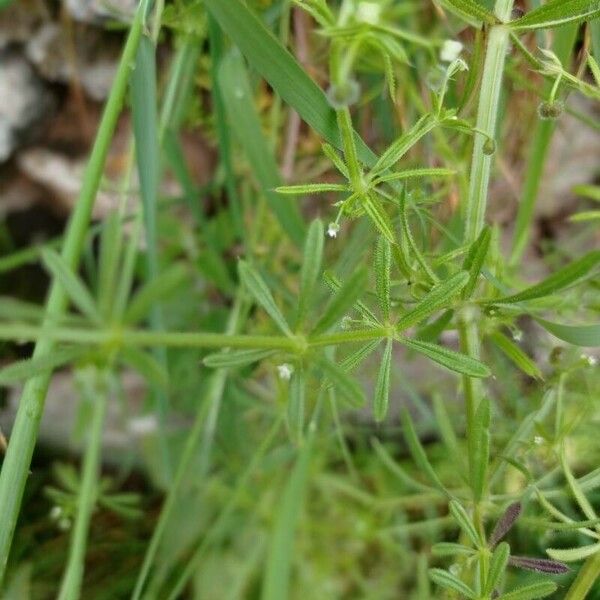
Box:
[462,225,491,299]
[124,263,188,325]
[400,408,448,495]
[339,340,382,372]
[41,249,101,325]
[428,568,476,599]
[510,0,600,31]
[287,368,305,443]
[203,349,277,369]
[490,502,522,547]
[238,261,292,336]
[373,338,393,422]
[0,347,83,386]
[488,331,543,380]
[397,337,491,378]
[323,271,379,325]
[370,114,439,177]
[319,357,365,407]
[371,167,456,186]
[296,219,324,328]
[416,310,454,343]
[492,250,600,304]
[508,556,569,574]
[471,397,491,501]
[362,194,396,244]
[375,237,392,321]
[496,581,557,600]
[449,500,482,547]
[313,267,368,334]
[535,318,600,347]
[431,542,476,557]
[439,0,498,27]
[547,542,600,562]
[396,272,469,332]
[485,542,510,596]
[275,183,349,195]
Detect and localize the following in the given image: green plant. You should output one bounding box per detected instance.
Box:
[0,0,599,598]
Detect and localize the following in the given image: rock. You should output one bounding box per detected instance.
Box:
[64,0,137,24]
[26,22,121,101]
[0,0,48,51]
[0,50,54,162]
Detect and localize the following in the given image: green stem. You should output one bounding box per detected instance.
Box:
[57,369,110,600]
[0,3,148,581]
[464,0,514,242]
[336,107,364,191]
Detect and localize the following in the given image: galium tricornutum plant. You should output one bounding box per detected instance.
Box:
[0,0,599,597]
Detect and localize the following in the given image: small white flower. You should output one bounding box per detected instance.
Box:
[341,315,353,330]
[128,414,159,436]
[356,2,381,24]
[512,329,523,342]
[49,506,63,521]
[440,40,463,63]
[534,436,544,446]
[327,222,340,239]
[449,563,461,576]
[277,363,294,380]
[581,354,598,366]
[58,517,72,531]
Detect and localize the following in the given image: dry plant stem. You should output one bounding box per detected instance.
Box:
[0,4,148,581]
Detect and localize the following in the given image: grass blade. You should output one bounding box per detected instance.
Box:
[488,331,543,379]
[218,52,305,245]
[296,219,324,329]
[319,357,365,408]
[535,318,600,347]
[287,368,306,442]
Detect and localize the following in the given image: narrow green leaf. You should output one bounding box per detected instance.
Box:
[510,0,600,31]
[372,167,456,186]
[440,0,498,26]
[0,347,82,386]
[547,542,600,562]
[471,397,491,501]
[488,331,543,379]
[462,225,491,299]
[574,184,600,202]
[97,212,122,318]
[339,340,382,372]
[449,500,482,548]
[536,318,600,347]
[120,347,168,389]
[319,357,365,408]
[362,194,396,244]
[238,261,292,337]
[429,568,476,599]
[313,268,368,334]
[218,52,305,245]
[297,219,324,328]
[416,310,454,343]
[493,251,600,304]
[496,581,557,600]
[375,237,392,321]
[569,210,600,222]
[203,349,276,369]
[486,542,510,595]
[374,338,393,422]
[400,409,448,495]
[124,263,188,325]
[396,272,469,332]
[261,435,313,600]
[275,184,349,194]
[371,114,439,176]
[397,337,490,378]
[431,542,476,557]
[323,271,379,325]
[287,369,305,442]
[41,249,101,325]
